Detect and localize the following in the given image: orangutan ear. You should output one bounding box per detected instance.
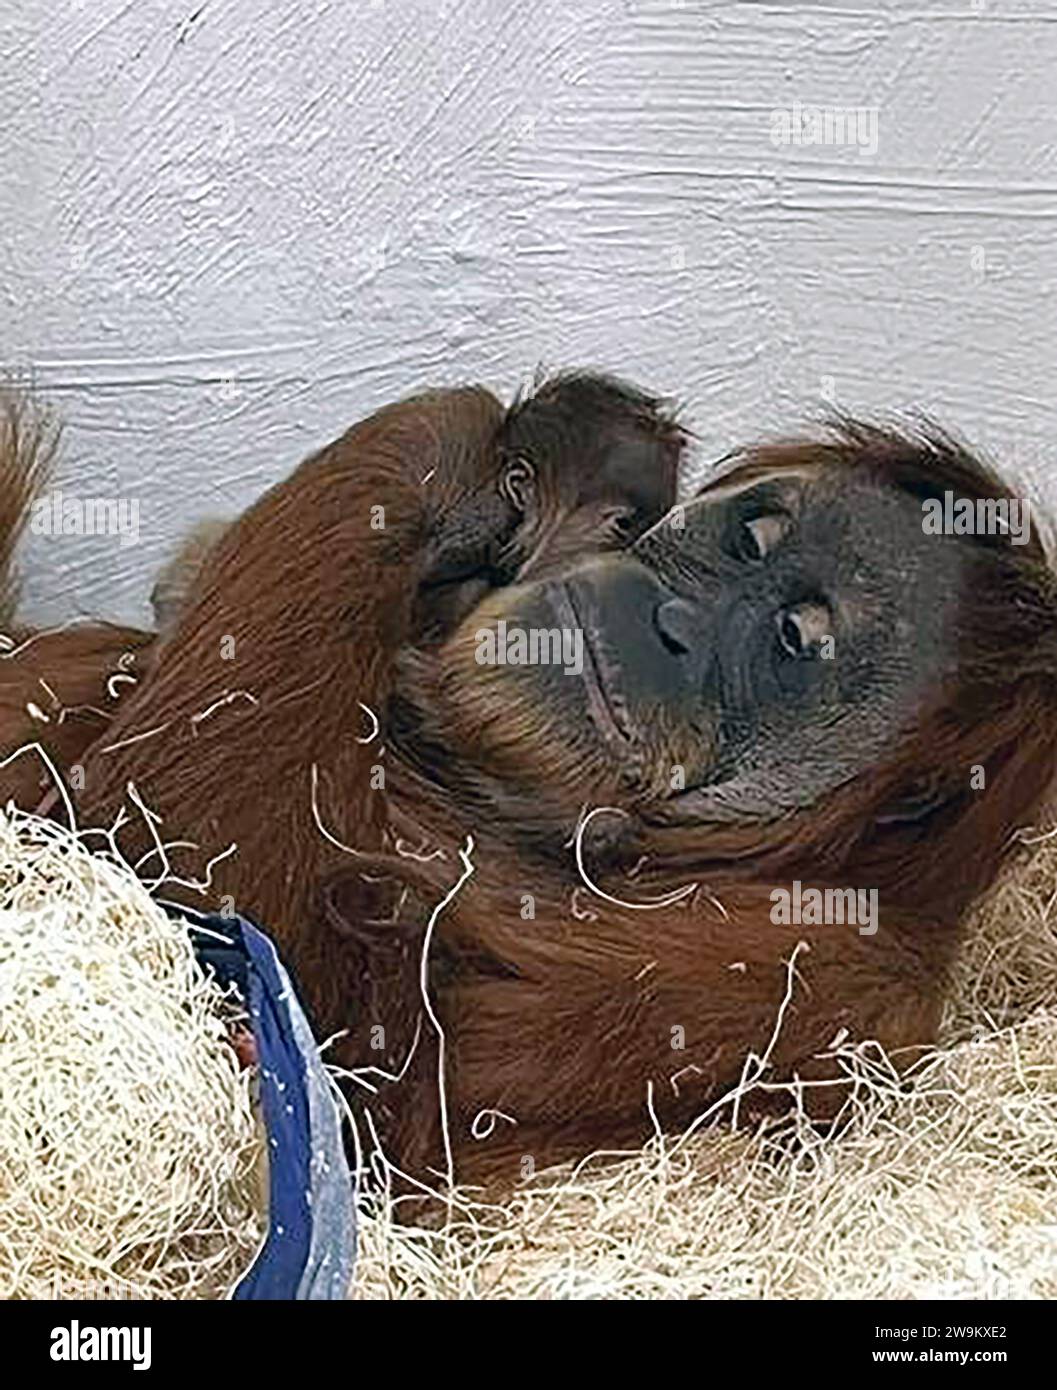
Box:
[414,468,524,641]
[499,454,536,512]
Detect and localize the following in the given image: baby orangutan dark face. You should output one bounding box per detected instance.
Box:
[397,443,975,844]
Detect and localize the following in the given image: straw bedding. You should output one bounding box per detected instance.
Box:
[1,800,1055,1300]
[0,806,263,1300]
[352,826,1057,1300]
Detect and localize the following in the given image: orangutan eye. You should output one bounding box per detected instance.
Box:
[603,507,638,538]
[776,602,831,659]
[735,513,788,562]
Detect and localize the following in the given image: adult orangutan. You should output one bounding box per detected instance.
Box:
[1,377,1055,1193]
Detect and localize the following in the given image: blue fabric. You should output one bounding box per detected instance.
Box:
[169,904,357,1300]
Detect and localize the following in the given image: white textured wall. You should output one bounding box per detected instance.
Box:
[3,0,1056,625]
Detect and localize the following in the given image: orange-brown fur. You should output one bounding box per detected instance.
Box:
[2,386,1055,1194]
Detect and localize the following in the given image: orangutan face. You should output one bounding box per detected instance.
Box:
[399,458,968,839]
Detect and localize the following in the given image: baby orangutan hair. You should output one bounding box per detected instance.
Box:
[2,376,1056,1198]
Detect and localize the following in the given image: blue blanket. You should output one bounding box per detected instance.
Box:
[171,904,357,1300]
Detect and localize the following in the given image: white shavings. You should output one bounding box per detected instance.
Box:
[0,804,263,1300]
